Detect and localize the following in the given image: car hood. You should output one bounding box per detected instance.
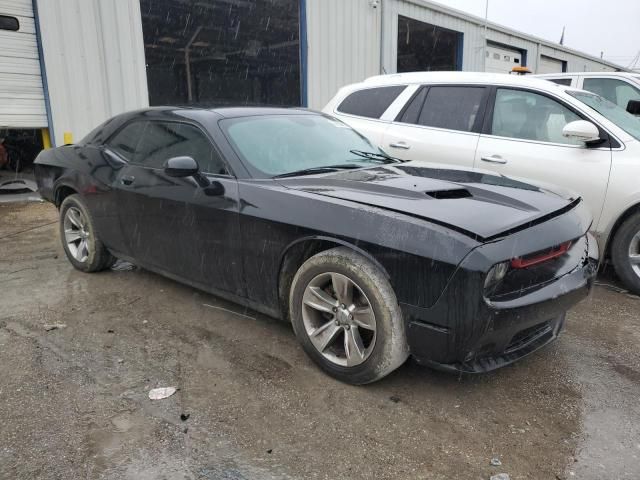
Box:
[277,163,581,241]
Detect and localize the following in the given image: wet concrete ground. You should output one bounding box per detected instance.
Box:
[1,201,639,480]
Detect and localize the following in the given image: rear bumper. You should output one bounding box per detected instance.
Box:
[401,254,597,373]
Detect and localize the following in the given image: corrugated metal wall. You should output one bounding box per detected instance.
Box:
[306,0,381,109]
[539,45,616,73]
[35,0,148,146]
[0,0,47,128]
[382,0,619,75]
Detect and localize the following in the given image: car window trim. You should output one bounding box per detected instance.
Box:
[393,83,491,135]
[107,118,235,177]
[481,85,620,149]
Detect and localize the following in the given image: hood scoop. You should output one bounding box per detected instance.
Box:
[426,189,472,200]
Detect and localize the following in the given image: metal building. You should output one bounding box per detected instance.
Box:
[0,0,627,149]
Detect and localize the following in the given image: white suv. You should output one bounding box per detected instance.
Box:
[324,72,640,294]
[535,72,640,115]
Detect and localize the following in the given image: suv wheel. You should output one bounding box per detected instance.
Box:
[611,212,640,295]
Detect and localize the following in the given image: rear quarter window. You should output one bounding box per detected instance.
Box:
[0,15,19,31]
[547,78,572,86]
[337,86,406,119]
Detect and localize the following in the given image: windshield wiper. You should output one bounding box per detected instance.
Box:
[273,164,362,179]
[349,150,407,163]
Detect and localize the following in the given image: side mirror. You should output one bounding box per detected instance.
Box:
[562,120,600,143]
[164,156,199,177]
[627,100,640,116]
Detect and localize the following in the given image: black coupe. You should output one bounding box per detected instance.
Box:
[35,107,598,384]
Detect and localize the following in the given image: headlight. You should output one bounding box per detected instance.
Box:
[484,261,510,292]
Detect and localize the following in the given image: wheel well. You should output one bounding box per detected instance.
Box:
[277,239,344,322]
[605,203,640,258]
[54,185,77,208]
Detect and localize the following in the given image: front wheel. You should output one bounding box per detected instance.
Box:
[59,194,115,272]
[611,212,640,296]
[289,247,408,384]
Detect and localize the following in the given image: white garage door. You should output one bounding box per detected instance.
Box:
[485,45,522,74]
[0,0,47,128]
[538,55,565,74]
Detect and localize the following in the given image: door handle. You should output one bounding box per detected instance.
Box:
[121,175,135,186]
[480,155,507,165]
[389,142,411,150]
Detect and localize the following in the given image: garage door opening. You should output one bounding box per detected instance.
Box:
[538,55,567,74]
[397,16,462,72]
[140,0,302,107]
[0,128,45,173]
[485,43,525,74]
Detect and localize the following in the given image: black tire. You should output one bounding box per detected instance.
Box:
[611,212,640,295]
[289,247,409,384]
[59,194,116,272]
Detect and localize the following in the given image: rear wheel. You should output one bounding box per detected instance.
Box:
[289,247,408,384]
[59,194,115,272]
[611,212,640,295]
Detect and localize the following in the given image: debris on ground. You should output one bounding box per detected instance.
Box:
[203,303,256,320]
[0,179,37,195]
[490,458,502,466]
[111,259,137,271]
[267,449,273,454]
[43,323,66,331]
[148,387,177,400]
[389,395,401,403]
[595,281,628,294]
[490,474,510,480]
[117,358,124,364]
[180,413,190,421]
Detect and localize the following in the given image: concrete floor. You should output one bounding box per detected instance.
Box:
[1,201,639,480]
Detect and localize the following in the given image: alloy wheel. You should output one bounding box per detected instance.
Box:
[629,230,640,279]
[301,272,377,367]
[63,207,91,263]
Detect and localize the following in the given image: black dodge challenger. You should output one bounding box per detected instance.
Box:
[35,107,598,384]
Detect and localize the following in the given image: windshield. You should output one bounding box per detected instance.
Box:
[221,114,389,177]
[568,90,640,141]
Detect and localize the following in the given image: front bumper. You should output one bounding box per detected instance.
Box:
[401,244,598,373]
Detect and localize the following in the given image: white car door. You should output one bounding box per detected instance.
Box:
[382,85,489,168]
[474,87,612,227]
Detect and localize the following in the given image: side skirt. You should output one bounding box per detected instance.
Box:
[108,250,283,321]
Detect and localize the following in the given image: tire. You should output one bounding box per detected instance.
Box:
[611,212,640,296]
[59,194,116,272]
[289,247,409,384]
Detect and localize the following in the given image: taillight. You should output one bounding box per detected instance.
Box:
[510,241,572,269]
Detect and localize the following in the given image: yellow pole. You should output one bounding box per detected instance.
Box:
[41,128,52,149]
[63,131,73,145]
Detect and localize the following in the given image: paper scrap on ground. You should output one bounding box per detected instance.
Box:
[148,387,177,400]
[43,323,67,331]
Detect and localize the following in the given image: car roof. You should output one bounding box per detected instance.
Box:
[360,71,561,91]
[211,107,317,118]
[536,72,639,79]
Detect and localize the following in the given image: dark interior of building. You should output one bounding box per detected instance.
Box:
[140,0,301,108]
[0,129,44,172]
[397,15,460,72]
